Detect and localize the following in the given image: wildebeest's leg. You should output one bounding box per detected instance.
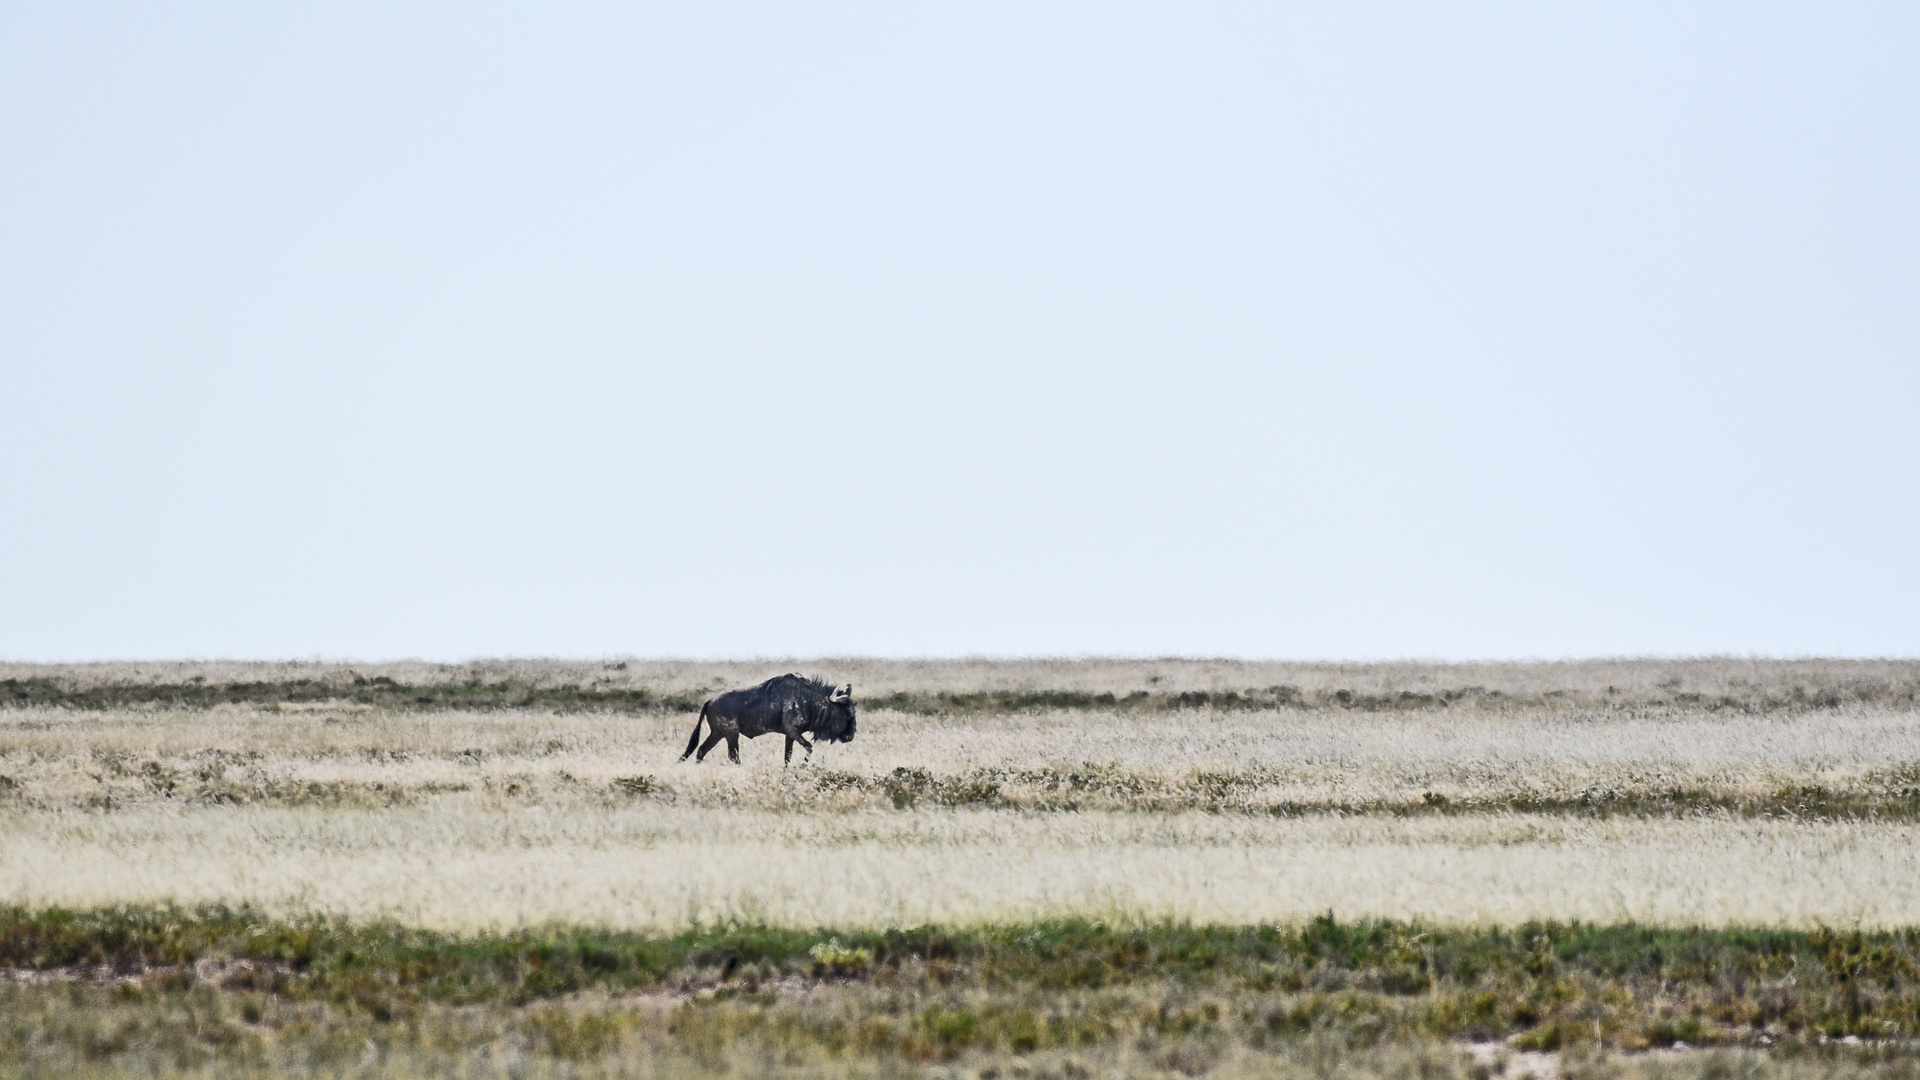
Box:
[779,700,811,766]
[726,733,741,764]
[695,728,725,763]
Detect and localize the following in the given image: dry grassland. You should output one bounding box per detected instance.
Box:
[5,660,1920,1078]
[6,804,1920,930]
[3,659,1919,930]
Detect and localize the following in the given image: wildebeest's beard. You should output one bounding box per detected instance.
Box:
[815,701,857,743]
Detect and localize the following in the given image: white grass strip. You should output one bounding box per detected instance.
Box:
[3,806,1915,931]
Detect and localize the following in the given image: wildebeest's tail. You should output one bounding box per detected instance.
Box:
[680,703,708,761]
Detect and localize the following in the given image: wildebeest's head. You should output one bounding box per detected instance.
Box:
[814,682,857,743]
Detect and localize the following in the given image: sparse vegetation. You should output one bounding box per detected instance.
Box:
[2,908,1920,1078]
[3,658,1919,1076]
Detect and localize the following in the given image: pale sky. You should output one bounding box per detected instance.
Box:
[4,3,1916,661]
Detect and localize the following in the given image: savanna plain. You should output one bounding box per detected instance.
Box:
[4,658,1920,1080]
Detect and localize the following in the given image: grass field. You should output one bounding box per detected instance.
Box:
[3,658,1919,1078]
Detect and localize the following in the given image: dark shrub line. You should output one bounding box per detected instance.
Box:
[0,677,707,715]
[7,678,1916,716]
[805,767,1920,821]
[867,684,1920,714]
[1371,783,1920,821]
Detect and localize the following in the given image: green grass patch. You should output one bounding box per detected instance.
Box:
[4,907,1920,1043]
[7,908,1920,1077]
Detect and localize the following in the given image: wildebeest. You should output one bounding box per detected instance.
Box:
[680,674,856,765]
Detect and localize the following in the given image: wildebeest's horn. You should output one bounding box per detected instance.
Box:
[831,683,852,702]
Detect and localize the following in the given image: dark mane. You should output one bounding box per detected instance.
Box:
[781,673,839,695]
